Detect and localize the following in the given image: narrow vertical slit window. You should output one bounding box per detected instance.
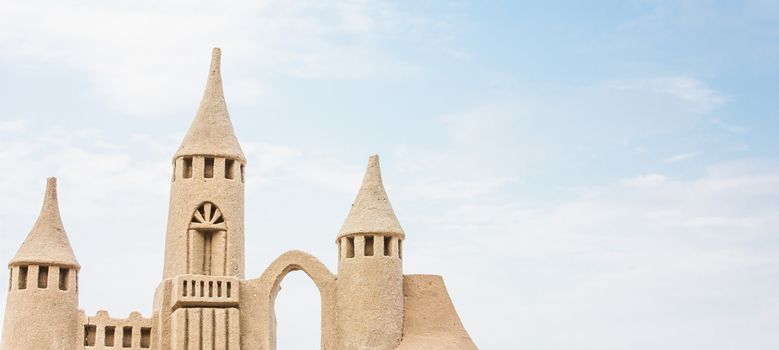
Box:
[123,326,133,347]
[346,237,355,258]
[182,280,187,296]
[204,157,215,178]
[364,235,374,256]
[226,281,232,298]
[84,324,96,346]
[141,327,151,348]
[217,281,223,297]
[225,159,235,179]
[59,268,69,291]
[37,265,49,289]
[105,326,116,346]
[240,164,245,183]
[183,157,193,178]
[384,236,392,256]
[18,266,27,290]
[202,231,213,275]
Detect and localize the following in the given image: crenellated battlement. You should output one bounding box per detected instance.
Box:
[173,155,244,183]
[7,264,76,292]
[80,310,154,350]
[338,234,403,260]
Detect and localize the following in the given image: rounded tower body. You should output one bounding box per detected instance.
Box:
[336,155,405,350]
[1,178,81,350]
[162,48,246,280]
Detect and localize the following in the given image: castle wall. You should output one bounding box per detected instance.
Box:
[80,310,153,350]
[395,275,478,350]
[240,250,336,350]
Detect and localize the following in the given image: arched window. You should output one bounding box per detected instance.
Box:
[188,202,227,276]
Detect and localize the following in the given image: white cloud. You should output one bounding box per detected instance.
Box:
[0,119,25,133]
[0,0,417,117]
[413,159,779,349]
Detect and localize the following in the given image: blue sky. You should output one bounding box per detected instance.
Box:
[0,1,778,349]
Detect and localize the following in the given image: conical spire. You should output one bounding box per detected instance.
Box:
[337,155,405,240]
[174,48,246,162]
[10,178,80,269]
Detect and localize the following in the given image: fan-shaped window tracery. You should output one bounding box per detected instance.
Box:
[188,202,227,276]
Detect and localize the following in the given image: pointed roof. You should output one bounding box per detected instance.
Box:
[174,48,246,162]
[337,155,405,240]
[10,178,80,270]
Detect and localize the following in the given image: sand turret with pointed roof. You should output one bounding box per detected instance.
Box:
[9,177,79,270]
[174,47,245,162]
[337,154,405,240]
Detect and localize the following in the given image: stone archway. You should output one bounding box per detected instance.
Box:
[241,251,336,350]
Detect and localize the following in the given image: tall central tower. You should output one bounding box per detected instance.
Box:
[155,48,245,350]
[162,48,246,280]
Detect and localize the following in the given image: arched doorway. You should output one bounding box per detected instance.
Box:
[275,271,320,348]
[242,251,336,350]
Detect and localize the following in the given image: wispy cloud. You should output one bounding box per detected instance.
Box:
[609,76,728,113]
[663,151,699,163]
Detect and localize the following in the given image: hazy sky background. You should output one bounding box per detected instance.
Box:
[1,1,778,349]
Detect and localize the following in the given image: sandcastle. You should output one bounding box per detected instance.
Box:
[1,48,478,350]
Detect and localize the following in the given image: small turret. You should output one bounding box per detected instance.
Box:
[1,178,81,350]
[336,155,405,350]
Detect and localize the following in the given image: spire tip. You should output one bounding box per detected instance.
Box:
[211,47,221,71]
[45,177,57,202]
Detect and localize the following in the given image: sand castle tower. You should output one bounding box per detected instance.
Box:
[1,178,81,350]
[336,155,405,350]
[163,47,246,280]
[153,47,246,349]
